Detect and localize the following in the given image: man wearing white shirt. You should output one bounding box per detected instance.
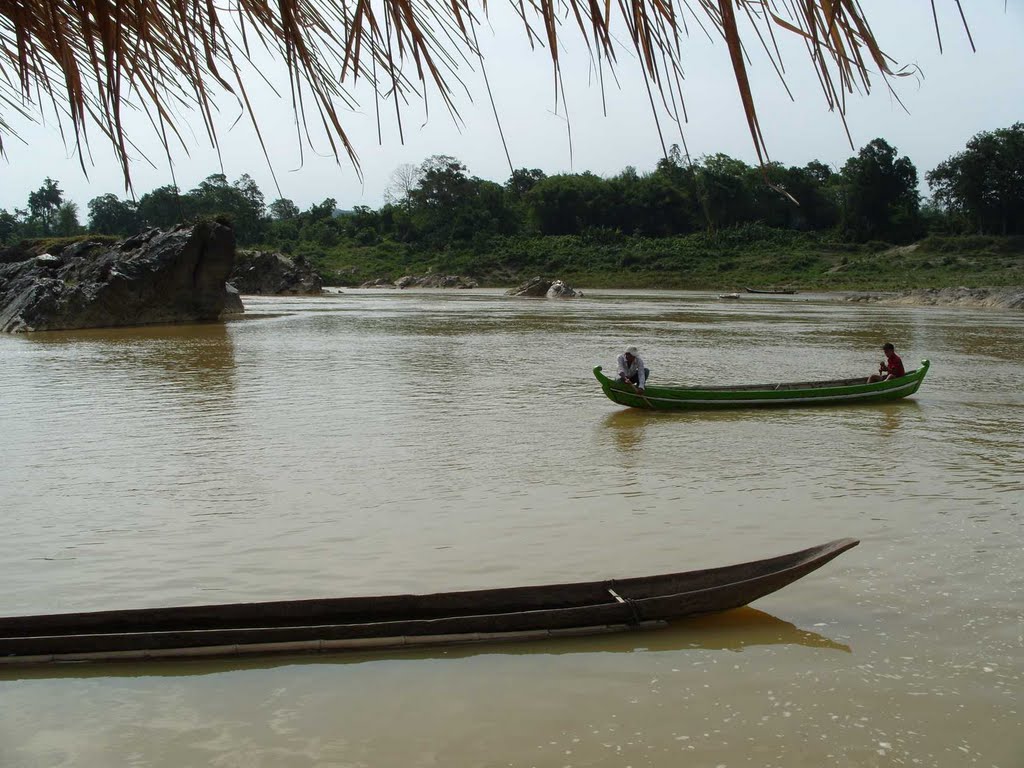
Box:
[616,346,649,393]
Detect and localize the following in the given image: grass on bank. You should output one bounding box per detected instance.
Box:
[284,227,1024,291]
[7,227,1021,293]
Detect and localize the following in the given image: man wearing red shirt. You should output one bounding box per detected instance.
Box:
[867,342,905,383]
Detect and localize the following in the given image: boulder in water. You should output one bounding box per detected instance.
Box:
[230,250,323,295]
[0,222,237,333]
[506,276,582,298]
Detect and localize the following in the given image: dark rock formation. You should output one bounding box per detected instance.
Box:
[0,222,236,333]
[396,274,478,289]
[230,250,323,295]
[506,276,582,298]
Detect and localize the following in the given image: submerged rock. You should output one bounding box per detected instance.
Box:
[0,222,237,333]
[230,250,323,295]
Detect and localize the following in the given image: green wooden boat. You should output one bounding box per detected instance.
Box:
[594,359,930,410]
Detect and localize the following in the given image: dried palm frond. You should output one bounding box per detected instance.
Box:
[0,0,971,188]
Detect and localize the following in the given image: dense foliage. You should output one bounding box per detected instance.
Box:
[926,123,1024,236]
[2,126,1022,288]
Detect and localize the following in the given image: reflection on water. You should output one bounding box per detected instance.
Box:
[24,322,237,397]
[0,607,847,683]
[0,289,1022,767]
[602,410,651,455]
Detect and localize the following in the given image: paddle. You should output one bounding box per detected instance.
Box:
[626,380,655,409]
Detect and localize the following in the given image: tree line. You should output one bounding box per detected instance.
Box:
[2,123,1022,250]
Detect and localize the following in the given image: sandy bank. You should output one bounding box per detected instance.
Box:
[845,286,1024,310]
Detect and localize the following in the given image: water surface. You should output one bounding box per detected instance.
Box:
[1,289,1021,767]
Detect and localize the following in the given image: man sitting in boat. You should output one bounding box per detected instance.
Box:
[617,346,650,393]
[867,342,906,383]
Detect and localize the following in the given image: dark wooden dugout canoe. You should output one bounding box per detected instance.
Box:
[0,538,858,665]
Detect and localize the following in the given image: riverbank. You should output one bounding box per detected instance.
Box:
[300,229,1024,293]
[845,286,1024,310]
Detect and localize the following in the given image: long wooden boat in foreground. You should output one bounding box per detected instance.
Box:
[0,539,858,665]
[745,287,798,294]
[595,360,929,410]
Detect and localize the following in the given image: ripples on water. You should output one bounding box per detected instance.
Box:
[0,289,1021,767]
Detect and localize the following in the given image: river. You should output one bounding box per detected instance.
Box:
[1,289,1021,767]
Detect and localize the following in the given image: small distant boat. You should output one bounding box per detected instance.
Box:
[745,287,798,295]
[594,360,930,410]
[718,293,741,299]
[0,540,859,665]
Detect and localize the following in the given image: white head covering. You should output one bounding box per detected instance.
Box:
[624,346,639,356]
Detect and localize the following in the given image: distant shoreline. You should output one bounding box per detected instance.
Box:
[323,284,1024,310]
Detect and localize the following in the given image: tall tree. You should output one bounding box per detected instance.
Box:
[696,154,756,230]
[27,178,64,235]
[384,163,424,205]
[0,208,20,244]
[839,139,920,242]
[229,173,266,243]
[55,201,81,237]
[927,123,1024,235]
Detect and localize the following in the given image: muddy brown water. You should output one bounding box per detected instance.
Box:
[1,289,1021,767]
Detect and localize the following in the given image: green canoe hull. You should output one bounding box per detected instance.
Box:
[594,360,930,411]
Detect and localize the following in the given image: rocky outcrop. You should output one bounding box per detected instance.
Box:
[230,250,322,295]
[0,222,237,333]
[846,286,1024,309]
[396,274,478,289]
[506,276,583,298]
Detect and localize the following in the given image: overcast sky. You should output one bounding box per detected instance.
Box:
[1,1,1021,214]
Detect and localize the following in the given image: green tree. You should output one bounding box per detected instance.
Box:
[926,123,1024,235]
[0,208,21,244]
[839,138,920,242]
[137,185,186,228]
[178,173,265,242]
[405,155,511,246]
[27,178,64,235]
[305,198,338,221]
[526,173,609,235]
[695,154,756,231]
[269,197,300,220]
[55,201,81,237]
[230,173,266,242]
[505,168,547,197]
[758,163,839,231]
[87,193,140,235]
